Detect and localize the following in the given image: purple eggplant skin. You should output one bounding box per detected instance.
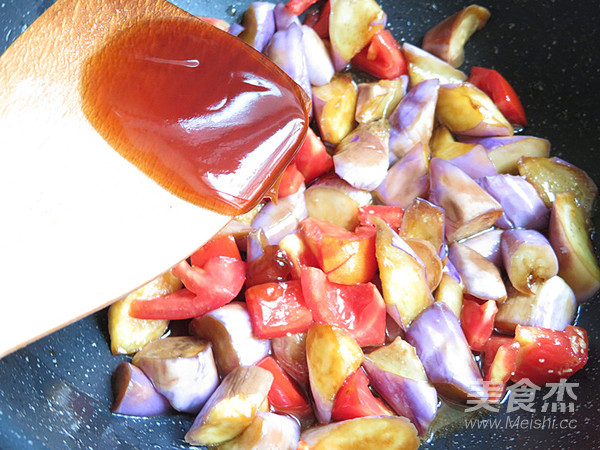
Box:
[448,242,507,303]
[110,362,172,417]
[428,157,503,242]
[476,174,549,230]
[458,135,550,174]
[363,359,438,436]
[501,229,559,295]
[374,143,429,208]
[301,25,335,87]
[388,79,439,160]
[447,145,497,179]
[251,184,307,245]
[495,276,577,333]
[405,302,488,403]
[238,2,276,53]
[461,228,504,268]
[266,23,311,98]
[228,22,245,37]
[273,2,300,30]
[132,337,219,414]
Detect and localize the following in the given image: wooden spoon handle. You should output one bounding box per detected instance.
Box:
[0,0,230,358]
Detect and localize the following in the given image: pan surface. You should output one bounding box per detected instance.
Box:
[0,0,599,448]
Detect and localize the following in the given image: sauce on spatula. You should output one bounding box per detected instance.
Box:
[81,17,310,215]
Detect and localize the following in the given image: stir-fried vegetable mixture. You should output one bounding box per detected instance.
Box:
[107,1,598,448]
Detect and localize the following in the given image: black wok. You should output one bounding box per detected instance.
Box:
[1,0,599,448]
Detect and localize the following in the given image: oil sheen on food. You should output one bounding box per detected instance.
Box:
[81,17,309,215]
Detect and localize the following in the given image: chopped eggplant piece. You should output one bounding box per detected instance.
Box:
[402,42,467,86]
[333,119,390,191]
[501,229,559,295]
[189,302,271,377]
[238,2,276,52]
[388,78,439,160]
[422,5,490,67]
[406,302,488,402]
[429,157,503,242]
[436,82,513,137]
[476,174,549,229]
[216,411,300,450]
[495,276,577,333]
[306,323,364,423]
[312,74,358,145]
[448,242,506,303]
[549,192,600,303]
[185,366,274,446]
[132,336,219,414]
[110,362,172,417]
[108,272,180,355]
[355,77,408,124]
[300,416,419,449]
[364,338,438,435]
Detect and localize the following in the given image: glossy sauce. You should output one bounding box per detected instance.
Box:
[81,17,309,215]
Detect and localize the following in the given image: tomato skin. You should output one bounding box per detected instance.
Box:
[305,1,330,39]
[190,234,241,268]
[129,257,246,320]
[511,325,588,385]
[481,334,520,402]
[358,205,404,229]
[300,266,386,347]
[332,368,393,420]
[352,29,408,80]
[300,217,377,284]
[460,298,498,351]
[256,356,313,421]
[285,0,319,16]
[245,280,313,339]
[278,163,305,198]
[468,66,528,126]
[292,128,333,184]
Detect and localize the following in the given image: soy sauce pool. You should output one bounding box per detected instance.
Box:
[81,17,309,215]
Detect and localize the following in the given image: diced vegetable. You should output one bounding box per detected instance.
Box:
[331,368,393,421]
[481,335,520,402]
[246,280,313,338]
[278,162,305,198]
[460,298,498,351]
[448,243,506,303]
[185,366,274,446]
[238,2,276,52]
[352,29,408,80]
[132,336,219,413]
[501,229,559,295]
[291,127,333,183]
[402,42,467,86]
[358,205,403,230]
[312,74,358,144]
[108,272,180,354]
[406,302,488,402]
[549,192,600,302]
[300,266,386,347]
[271,332,309,385]
[217,411,300,450]
[110,362,172,417]
[429,157,503,242]
[422,5,490,68]
[129,256,246,320]
[189,302,271,377]
[257,356,313,423]
[306,323,364,423]
[469,66,527,126]
[300,217,377,284]
[374,217,433,329]
[511,325,588,385]
[300,416,419,450]
[388,78,439,161]
[364,337,438,435]
[355,77,407,124]
[436,82,513,137]
[495,276,576,333]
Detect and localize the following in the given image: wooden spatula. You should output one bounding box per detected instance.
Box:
[0,0,307,358]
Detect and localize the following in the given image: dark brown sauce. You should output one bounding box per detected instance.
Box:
[81,17,309,215]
